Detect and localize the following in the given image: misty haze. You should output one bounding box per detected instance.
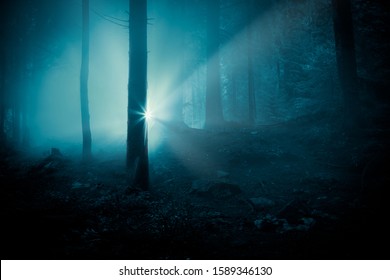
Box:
[1,0,389,259]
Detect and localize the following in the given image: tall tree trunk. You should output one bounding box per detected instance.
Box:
[0,54,5,147]
[127,0,149,189]
[21,108,29,147]
[80,0,92,161]
[276,59,281,95]
[332,0,359,123]
[171,0,186,127]
[21,3,35,149]
[0,2,6,147]
[12,95,20,146]
[12,52,21,147]
[229,63,237,121]
[205,0,223,129]
[247,0,256,126]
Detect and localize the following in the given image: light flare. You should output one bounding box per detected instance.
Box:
[143,109,153,121]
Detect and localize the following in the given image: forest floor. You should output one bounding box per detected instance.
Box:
[1,112,390,259]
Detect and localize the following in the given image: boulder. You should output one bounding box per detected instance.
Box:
[191,180,241,198]
[248,197,275,210]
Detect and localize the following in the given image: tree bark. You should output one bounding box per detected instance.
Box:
[127,0,149,189]
[205,0,224,129]
[80,0,92,161]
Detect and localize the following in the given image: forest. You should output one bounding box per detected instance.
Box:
[1,0,389,259]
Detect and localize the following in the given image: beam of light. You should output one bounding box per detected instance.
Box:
[155,2,322,175]
[32,0,320,162]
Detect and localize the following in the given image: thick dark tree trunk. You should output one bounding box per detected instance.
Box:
[205,0,224,129]
[80,0,92,161]
[127,0,149,189]
[247,0,256,126]
[0,58,5,147]
[332,0,359,123]
[0,3,6,147]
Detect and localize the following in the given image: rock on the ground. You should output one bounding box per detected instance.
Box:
[254,215,316,233]
[254,214,286,231]
[248,197,275,210]
[191,180,241,198]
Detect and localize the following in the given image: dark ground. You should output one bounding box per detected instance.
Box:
[1,112,389,260]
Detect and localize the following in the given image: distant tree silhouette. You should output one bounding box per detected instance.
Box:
[80,0,92,161]
[0,1,6,147]
[332,0,359,122]
[205,0,224,129]
[127,0,149,189]
[246,0,256,126]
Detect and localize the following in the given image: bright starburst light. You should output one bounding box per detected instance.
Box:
[143,109,153,121]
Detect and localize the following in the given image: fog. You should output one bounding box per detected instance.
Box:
[1,0,389,259]
[30,0,208,153]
